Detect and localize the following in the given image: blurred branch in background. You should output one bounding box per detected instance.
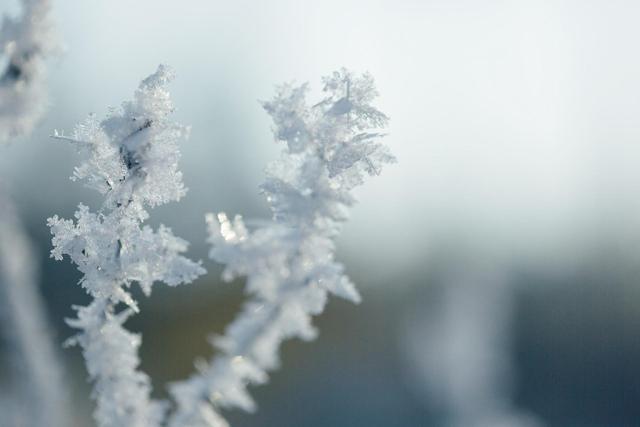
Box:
[0,188,70,427]
[401,257,543,427]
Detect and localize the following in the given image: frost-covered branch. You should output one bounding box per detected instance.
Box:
[48,65,205,427]
[168,69,395,427]
[0,0,57,141]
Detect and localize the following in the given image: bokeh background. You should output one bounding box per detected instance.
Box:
[2,0,640,425]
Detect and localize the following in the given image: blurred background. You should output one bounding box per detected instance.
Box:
[2,0,640,425]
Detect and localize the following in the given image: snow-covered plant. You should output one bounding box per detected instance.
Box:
[48,65,205,427]
[0,0,57,141]
[168,69,395,427]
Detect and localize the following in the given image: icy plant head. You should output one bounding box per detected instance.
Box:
[50,65,200,304]
[0,0,57,141]
[168,69,395,427]
[48,65,204,427]
[58,64,188,215]
[261,68,395,229]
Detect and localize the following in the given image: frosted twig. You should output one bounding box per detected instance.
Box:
[168,69,395,427]
[48,65,205,427]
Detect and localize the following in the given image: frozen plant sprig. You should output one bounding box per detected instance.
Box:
[0,0,58,141]
[168,69,395,427]
[48,65,205,427]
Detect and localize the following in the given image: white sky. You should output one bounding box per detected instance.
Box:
[2,0,640,284]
